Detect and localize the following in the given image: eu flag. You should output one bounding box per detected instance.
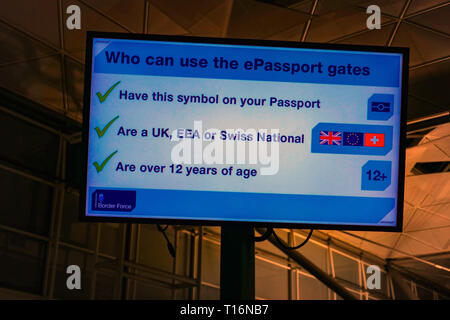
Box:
[343,132,364,146]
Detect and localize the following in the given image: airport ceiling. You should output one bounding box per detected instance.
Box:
[0,0,449,288]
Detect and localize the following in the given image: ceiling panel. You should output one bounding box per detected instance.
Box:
[148,4,190,35]
[84,0,145,32]
[306,1,393,42]
[391,22,450,67]
[288,0,313,15]
[0,21,57,65]
[227,0,309,39]
[265,24,304,41]
[407,4,450,35]
[359,241,394,259]
[410,230,449,252]
[405,139,450,166]
[186,0,233,37]
[65,56,84,119]
[187,14,224,37]
[422,123,450,141]
[418,173,450,207]
[62,0,129,63]
[358,0,407,17]
[406,94,446,120]
[405,208,450,233]
[408,59,450,110]
[359,231,400,250]
[406,0,449,15]
[0,0,60,47]
[334,24,395,45]
[405,179,432,206]
[150,0,227,31]
[0,55,64,112]
[389,234,437,259]
[392,254,450,290]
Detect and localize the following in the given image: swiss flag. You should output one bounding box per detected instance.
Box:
[364,133,385,147]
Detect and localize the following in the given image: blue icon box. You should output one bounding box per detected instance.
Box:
[367,94,394,121]
[361,160,392,191]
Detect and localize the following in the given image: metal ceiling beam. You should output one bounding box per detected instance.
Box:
[143,0,150,34]
[387,262,450,298]
[390,250,450,263]
[57,0,69,114]
[302,229,389,267]
[0,17,83,65]
[299,0,318,42]
[422,199,450,209]
[402,19,450,39]
[404,1,450,19]
[339,2,450,52]
[77,0,136,33]
[405,200,450,226]
[339,231,450,273]
[328,21,396,44]
[387,0,412,46]
[0,87,81,133]
[355,1,450,23]
[0,53,60,68]
[407,224,450,234]
[207,225,390,273]
[400,232,445,252]
[256,228,357,300]
[407,93,448,113]
[255,0,318,15]
[387,268,419,299]
[410,55,450,70]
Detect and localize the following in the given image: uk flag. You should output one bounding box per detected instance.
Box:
[320,131,342,145]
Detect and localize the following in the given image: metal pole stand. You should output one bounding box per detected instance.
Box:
[220,224,255,300]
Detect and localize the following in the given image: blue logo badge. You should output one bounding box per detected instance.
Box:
[91,189,136,212]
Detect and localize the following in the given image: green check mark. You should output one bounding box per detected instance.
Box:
[95,116,119,138]
[96,81,121,103]
[93,150,118,173]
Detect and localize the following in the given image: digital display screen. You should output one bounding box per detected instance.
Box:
[81,32,408,230]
